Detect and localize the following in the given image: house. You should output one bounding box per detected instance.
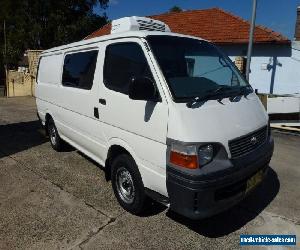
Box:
[85,7,300,95]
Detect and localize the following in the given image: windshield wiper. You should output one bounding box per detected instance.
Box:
[229,86,253,101]
[240,86,253,97]
[186,85,253,108]
[186,86,234,108]
[212,85,232,94]
[186,92,225,108]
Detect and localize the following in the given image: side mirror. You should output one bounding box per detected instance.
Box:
[128,77,159,101]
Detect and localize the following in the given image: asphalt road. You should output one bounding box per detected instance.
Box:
[0,97,299,250]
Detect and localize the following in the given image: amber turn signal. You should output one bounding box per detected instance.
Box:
[170,151,198,169]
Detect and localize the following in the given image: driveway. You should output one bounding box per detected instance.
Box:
[0,97,299,250]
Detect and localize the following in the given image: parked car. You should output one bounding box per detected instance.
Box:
[35,16,274,219]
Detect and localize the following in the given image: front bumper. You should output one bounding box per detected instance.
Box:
[166,137,274,220]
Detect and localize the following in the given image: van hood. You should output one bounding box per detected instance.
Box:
[167,93,268,153]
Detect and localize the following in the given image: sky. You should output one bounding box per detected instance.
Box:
[94,0,300,39]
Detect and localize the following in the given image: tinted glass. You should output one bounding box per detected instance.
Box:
[62,50,98,90]
[103,43,153,94]
[147,36,250,100]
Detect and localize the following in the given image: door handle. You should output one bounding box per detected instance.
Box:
[94,107,99,119]
[99,99,106,105]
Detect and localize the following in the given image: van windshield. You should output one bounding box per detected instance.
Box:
[146,35,251,102]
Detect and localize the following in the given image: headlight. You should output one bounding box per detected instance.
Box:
[198,144,214,166]
[169,143,214,169]
[170,144,198,169]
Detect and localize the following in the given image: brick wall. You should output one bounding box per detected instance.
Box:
[27,50,43,76]
[7,70,35,97]
[5,50,42,97]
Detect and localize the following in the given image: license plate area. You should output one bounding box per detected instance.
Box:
[215,168,266,201]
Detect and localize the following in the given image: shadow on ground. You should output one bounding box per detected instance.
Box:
[0,120,47,158]
[166,167,280,237]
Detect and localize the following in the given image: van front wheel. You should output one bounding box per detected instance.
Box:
[111,154,146,215]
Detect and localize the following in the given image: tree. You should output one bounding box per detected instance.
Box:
[169,6,182,13]
[0,0,109,73]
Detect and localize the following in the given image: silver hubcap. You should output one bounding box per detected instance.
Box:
[116,167,135,204]
[49,125,57,145]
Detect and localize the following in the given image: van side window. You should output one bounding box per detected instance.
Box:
[103,43,153,94]
[62,50,98,90]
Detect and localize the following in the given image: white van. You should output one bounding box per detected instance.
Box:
[36,16,274,219]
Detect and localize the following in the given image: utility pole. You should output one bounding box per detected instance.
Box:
[3,19,8,97]
[246,0,257,82]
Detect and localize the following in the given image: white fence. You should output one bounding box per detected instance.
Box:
[267,95,300,114]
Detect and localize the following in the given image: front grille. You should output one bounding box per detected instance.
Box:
[229,126,268,158]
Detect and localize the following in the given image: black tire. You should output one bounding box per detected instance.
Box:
[111,154,147,215]
[47,118,65,152]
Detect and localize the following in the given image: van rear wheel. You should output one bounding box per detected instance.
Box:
[111,154,146,215]
[47,118,65,152]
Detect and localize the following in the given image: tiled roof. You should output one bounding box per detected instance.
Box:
[84,8,290,44]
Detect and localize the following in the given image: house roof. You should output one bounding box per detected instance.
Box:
[85,8,290,44]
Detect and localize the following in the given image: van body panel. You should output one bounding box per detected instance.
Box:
[36,47,108,162]
[107,136,168,196]
[167,93,268,157]
[95,38,169,195]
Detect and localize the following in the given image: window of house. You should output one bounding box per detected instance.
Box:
[62,50,98,90]
[103,42,153,94]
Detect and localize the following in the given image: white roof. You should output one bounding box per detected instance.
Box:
[42,31,205,55]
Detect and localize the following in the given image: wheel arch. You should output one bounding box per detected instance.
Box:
[105,138,142,181]
[44,112,53,135]
[44,111,58,135]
